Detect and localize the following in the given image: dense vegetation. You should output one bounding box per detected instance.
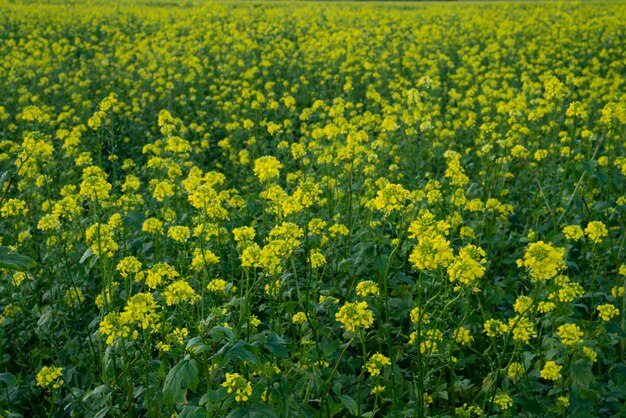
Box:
[0,1,625,417]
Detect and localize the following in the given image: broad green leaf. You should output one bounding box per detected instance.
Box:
[162,355,199,408]
[264,333,288,357]
[0,372,16,387]
[225,402,278,418]
[224,340,258,364]
[340,394,358,416]
[179,406,205,418]
[0,246,36,271]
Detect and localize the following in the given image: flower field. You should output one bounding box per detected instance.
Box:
[1,1,625,416]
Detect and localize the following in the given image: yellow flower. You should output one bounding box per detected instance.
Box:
[372,183,411,215]
[410,307,430,325]
[370,385,385,395]
[221,373,252,402]
[1,198,28,217]
[144,263,179,289]
[584,221,608,244]
[64,288,83,306]
[253,155,282,183]
[85,223,118,257]
[409,234,454,271]
[483,319,505,337]
[292,312,307,325]
[557,323,583,346]
[152,180,175,202]
[513,295,533,314]
[516,241,566,281]
[408,210,451,239]
[502,315,536,344]
[507,362,525,379]
[365,353,391,376]
[167,225,190,243]
[583,347,597,363]
[207,279,229,293]
[80,174,112,201]
[162,280,199,306]
[453,327,474,346]
[308,249,326,269]
[540,361,562,381]
[448,244,486,286]
[562,225,583,241]
[142,218,164,234]
[37,214,61,231]
[493,393,513,410]
[356,280,379,297]
[36,366,63,389]
[336,301,374,332]
[597,304,620,321]
[117,257,142,279]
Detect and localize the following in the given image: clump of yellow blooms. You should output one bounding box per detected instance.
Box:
[207,279,229,293]
[85,223,118,257]
[167,226,190,243]
[410,307,430,325]
[37,214,61,231]
[557,323,583,346]
[516,241,566,281]
[142,218,164,234]
[117,257,142,279]
[292,312,307,325]
[493,393,513,410]
[356,280,379,297]
[162,280,199,306]
[36,366,63,389]
[365,353,391,375]
[372,183,411,216]
[409,234,454,271]
[562,225,584,241]
[99,293,160,345]
[448,245,487,287]
[597,304,620,321]
[503,316,537,344]
[1,199,28,218]
[540,361,562,381]
[221,373,252,402]
[453,327,474,346]
[557,396,570,408]
[583,347,598,363]
[507,362,525,379]
[254,156,282,183]
[336,301,374,332]
[584,221,608,244]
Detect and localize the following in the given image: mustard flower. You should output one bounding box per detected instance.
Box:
[336,301,374,332]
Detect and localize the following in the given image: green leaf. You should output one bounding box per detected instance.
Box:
[0,171,9,191]
[225,402,278,418]
[224,340,258,364]
[264,333,288,357]
[80,248,95,264]
[210,325,236,341]
[571,360,594,389]
[0,372,16,387]
[339,394,358,416]
[199,390,220,406]
[93,407,110,418]
[0,246,36,271]
[83,384,111,401]
[162,355,199,408]
[179,406,205,418]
